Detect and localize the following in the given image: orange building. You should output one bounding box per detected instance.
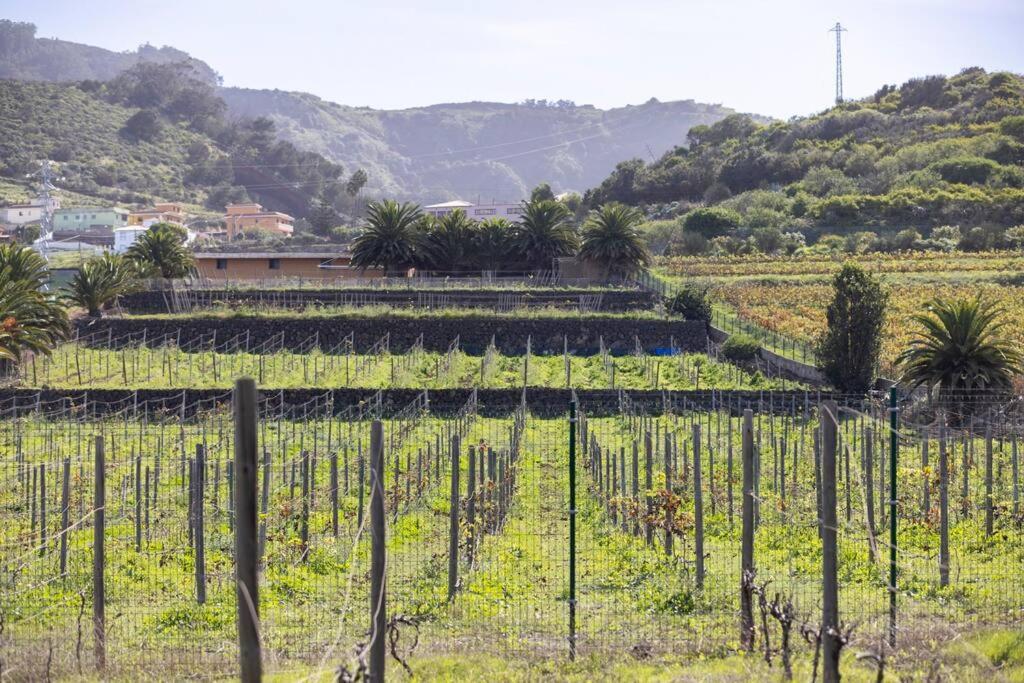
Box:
[223,203,294,239]
[194,251,381,280]
[128,202,186,227]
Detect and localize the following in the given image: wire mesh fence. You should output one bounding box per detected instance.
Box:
[1,388,1021,678]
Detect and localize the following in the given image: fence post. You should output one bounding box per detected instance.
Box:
[60,457,70,577]
[888,387,898,648]
[985,427,994,537]
[664,429,673,556]
[644,431,653,547]
[693,422,705,589]
[233,377,262,683]
[195,444,207,604]
[93,434,106,672]
[447,434,461,601]
[568,400,578,661]
[368,421,387,683]
[939,427,949,587]
[740,409,755,651]
[821,400,840,683]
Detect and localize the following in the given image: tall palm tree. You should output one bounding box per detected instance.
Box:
[351,200,425,273]
[512,199,577,270]
[473,217,515,271]
[579,202,651,279]
[0,244,68,371]
[126,223,195,279]
[0,243,50,289]
[64,253,140,318]
[898,297,1022,408]
[422,209,476,272]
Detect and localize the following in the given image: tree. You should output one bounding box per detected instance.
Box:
[666,285,712,322]
[122,109,162,141]
[682,207,741,238]
[511,199,577,269]
[308,195,341,236]
[423,209,476,272]
[898,298,1022,407]
[126,223,195,279]
[579,203,650,278]
[346,169,368,197]
[530,182,555,203]
[350,200,425,272]
[64,253,139,317]
[0,244,68,369]
[816,264,888,393]
[473,218,515,271]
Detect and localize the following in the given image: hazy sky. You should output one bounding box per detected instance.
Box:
[5,0,1023,118]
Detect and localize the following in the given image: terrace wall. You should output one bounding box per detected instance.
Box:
[74,315,707,355]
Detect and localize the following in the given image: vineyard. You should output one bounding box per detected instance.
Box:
[2,387,1023,679]
[657,252,1024,375]
[2,269,1024,680]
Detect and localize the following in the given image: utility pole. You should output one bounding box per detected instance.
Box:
[829,22,847,105]
[31,159,59,240]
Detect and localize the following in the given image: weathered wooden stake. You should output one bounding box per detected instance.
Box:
[740,409,755,651]
[693,423,705,589]
[447,435,461,600]
[233,378,262,682]
[368,421,386,683]
[821,401,840,683]
[93,435,106,671]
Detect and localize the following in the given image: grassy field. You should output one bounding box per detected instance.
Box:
[2,399,1021,680]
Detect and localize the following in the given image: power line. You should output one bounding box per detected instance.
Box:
[829,22,847,105]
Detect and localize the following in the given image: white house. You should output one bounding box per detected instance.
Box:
[113,226,148,254]
[0,203,44,226]
[424,200,524,221]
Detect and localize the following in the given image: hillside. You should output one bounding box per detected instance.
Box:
[219,88,745,200]
[0,19,219,85]
[586,68,1024,229]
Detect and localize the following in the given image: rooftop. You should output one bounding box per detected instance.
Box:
[195,250,351,259]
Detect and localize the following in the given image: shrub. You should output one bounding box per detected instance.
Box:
[681,207,741,238]
[722,334,760,363]
[666,285,712,322]
[816,264,888,393]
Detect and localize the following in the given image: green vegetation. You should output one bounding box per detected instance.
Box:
[665,284,712,322]
[588,68,1024,236]
[720,333,759,363]
[816,264,888,393]
[125,222,196,279]
[578,203,651,278]
[63,252,139,317]
[0,243,68,363]
[898,297,1023,402]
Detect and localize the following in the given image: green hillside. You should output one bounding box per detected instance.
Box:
[586,68,1024,229]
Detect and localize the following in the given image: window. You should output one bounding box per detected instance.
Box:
[215,259,228,270]
[268,258,281,270]
[475,208,495,216]
[506,207,523,215]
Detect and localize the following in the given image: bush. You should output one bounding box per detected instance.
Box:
[681,207,741,238]
[666,285,712,322]
[722,334,760,363]
[816,264,887,393]
[121,109,162,141]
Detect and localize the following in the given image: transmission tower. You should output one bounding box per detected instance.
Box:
[829,22,847,105]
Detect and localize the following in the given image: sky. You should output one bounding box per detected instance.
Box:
[4,0,1023,118]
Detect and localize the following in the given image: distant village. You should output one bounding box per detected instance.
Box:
[0,192,525,281]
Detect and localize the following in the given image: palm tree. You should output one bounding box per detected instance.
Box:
[512,199,577,270]
[898,297,1022,410]
[422,209,476,272]
[473,217,515,271]
[579,202,651,279]
[350,200,425,273]
[0,244,68,372]
[64,253,140,318]
[126,223,195,279]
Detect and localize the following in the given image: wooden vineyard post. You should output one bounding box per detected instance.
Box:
[568,400,578,661]
[259,449,270,563]
[467,446,477,564]
[135,454,142,552]
[93,434,106,671]
[888,387,898,648]
[664,428,673,556]
[631,441,639,537]
[644,431,653,547]
[693,422,705,589]
[60,457,70,577]
[985,428,994,537]
[331,450,339,539]
[194,444,207,604]
[447,435,461,601]
[821,401,840,683]
[300,452,310,562]
[740,409,755,651]
[233,377,262,683]
[939,427,949,587]
[368,420,386,683]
